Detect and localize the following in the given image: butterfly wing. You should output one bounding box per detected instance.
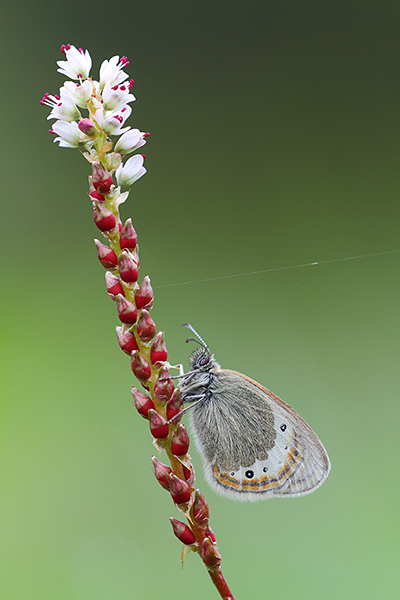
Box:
[189,369,330,501]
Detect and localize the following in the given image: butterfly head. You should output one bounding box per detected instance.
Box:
[188,346,217,371]
[183,323,219,373]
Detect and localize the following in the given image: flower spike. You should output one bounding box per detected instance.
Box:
[43,44,234,600]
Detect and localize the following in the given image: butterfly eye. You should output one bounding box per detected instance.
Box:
[199,356,209,366]
[245,470,254,479]
[280,424,287,432]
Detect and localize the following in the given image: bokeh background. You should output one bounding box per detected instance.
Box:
[1,1,399,598]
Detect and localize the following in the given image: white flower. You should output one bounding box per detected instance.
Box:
[102,80,135,111]
[57,44,92,80]
[99,55,129,88]
[94,105,132,135]
[63,80,93,108]
[116,155,146,186]
[51,120,87,148]
[115,128,147,154]
[46,87,81,121]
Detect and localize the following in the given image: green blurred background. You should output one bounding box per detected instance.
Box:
[1,1,399,598]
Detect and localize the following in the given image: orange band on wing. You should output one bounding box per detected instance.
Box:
[213,431,302,494]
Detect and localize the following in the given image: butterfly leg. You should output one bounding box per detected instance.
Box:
[166,395,206,424]
[162,362,185,379]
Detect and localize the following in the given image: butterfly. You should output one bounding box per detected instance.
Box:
[178,324,331,501]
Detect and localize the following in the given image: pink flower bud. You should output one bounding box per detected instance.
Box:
[154,367,174,402]
[94,239,118,268]
[92,200,116,232]
[131,387,154,418]
[116,326,138,354]
[105,272,124,298]
[166,389,182,421]
[201,537,221,570]
[134,276,154,310]
[116,294,137,324]
[149,409,169,438]
[169,518,196,546]
[150,332,168,364]
[120,218,138,250]
[78,118,96,135]
[169,473,192,505]
[192,490,210,526]
[90,190,105,202]
[182,463,195,486]
[131,351,151,381]
[136,310,156,342]
[171,424,189,456]
[206,527,216,543]
[119,251,139,283]
[152,456,172,490]
[92,162,113,194]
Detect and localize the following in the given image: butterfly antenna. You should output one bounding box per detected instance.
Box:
[182,323,210,353]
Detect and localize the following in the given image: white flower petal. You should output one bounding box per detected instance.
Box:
[52,120,87,147]
[116,155,146,186]
[95,105,132,135]
[47,86,81,121]
[99,55,129,88]
[115,128,147,154]
[57,45,92,80]
[102,80,136,111]
[63,80,93,108]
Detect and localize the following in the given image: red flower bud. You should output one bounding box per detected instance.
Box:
[154,367,175,402]
[116,294,137,325]
[166,389,182,421]
[94,239,118,268]
[136,310,156,342]
[169,473,192,505]
[131,351,151,381]
[78,118,96,135]
[119,251,139,283]
[90,189,105,202]
[92,162,113,194]
[169,518,196,546]
[120,218,138,250]
[206,527,216,543]
[150,331,168,364]
[135,276,154,310]
[92,200,116,232]
[131,386,154,418]
[192,490,210,526]
[105,272,124,298]
[201,537,221,570]
[182,463,195,486]
[116,326,139,354]
[152,456,172,490]
[171,424,189,456]
[149,409,169,438]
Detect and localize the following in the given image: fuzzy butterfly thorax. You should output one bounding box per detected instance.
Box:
[179,347,220,401]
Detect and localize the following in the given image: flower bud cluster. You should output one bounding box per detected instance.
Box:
[41,44,148,186]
